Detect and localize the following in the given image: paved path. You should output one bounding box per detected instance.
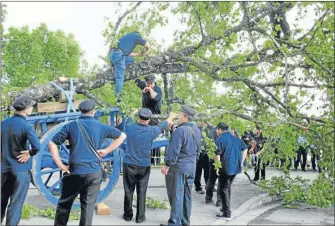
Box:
[16,167,322,225]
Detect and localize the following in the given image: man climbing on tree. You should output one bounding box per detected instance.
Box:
[110,31,150,103]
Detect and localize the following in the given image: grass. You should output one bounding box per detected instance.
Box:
[133,196,169,210]
[21,203,80,221]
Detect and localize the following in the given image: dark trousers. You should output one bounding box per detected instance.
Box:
[1,171,30,226]
[194,154,209,191]
[218,172,236,218]
[165,171,194,226]
[54,171,102,226]
[205,162,222,202]
[294,147,307,170]
[280,157,292,170]
[254,157,266,180]
[123,163,151,222]
[311,152,322,173]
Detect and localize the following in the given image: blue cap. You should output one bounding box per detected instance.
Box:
[138,108,152,120]
[12,96,36,111]
[180,105,196,117]
[79,100,96,113]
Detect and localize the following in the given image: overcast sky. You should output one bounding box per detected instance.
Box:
[4,2,180,68]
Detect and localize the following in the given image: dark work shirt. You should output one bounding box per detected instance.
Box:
[51,115,122,175]
[165,122,201,173]
[215,132,247,176]
[135,79,162,114]
[1,114,40,172]
[123,121,168,167]
[118,32,146,56]
[199,124,215,155]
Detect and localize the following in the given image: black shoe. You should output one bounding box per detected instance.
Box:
[196,190,204,194]
[205,199,213,204]
[123,214,133,222]
[160,224,167,226]
[253,178,259,182]
[302,169,307,172]
[136,216,146,223]
[216,200,222,207]
[216,213,231,220]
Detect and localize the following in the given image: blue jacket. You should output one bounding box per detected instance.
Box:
[1,114,41,172]
[51,115,122,175]
[123,121,168,166]
[118,32,147,56]
[165,122,201,173]
[215,132,247,176]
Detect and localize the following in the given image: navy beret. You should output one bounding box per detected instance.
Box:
[79,100,96,113]
[12,96,36,111]
[144,74,155,82]
[180,105,196,117]
[138,108,152,119]
[216,122,229,131]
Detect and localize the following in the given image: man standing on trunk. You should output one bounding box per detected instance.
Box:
[110,32,150,102]
[1,96,40,226]
[122,108,175,223]
[215,123,248,221]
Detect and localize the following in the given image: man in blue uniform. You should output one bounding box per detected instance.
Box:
[48,100,126,226]
[215,123,248,220]
[110,32,150,102]
[122,108,175,223]
[160,105,201,226]
[1,96,40,226]
[135,74,163,164]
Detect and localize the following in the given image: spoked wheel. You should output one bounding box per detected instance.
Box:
[32,121,121,209]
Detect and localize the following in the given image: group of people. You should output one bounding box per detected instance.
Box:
[1,31,256,226]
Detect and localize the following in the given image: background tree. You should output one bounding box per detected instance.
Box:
[2,23,82,87]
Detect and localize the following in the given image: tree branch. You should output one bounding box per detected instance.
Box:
[108,2,143,50]
[297,9,331,41]
[187,2,205,46]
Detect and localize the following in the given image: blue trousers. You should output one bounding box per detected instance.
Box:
[1,171,30,226]
[165,171,194,226]
[110,50,135,94]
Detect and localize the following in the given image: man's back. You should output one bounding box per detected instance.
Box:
[165,123,200,173]
[124,121,167,166]
[118,32,146,56]
[216,132,246,175]
[1,115,40,172]
[51,116,122,174]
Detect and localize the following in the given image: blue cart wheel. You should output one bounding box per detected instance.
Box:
[32,121,121,209]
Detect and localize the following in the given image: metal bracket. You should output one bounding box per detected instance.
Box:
[50,79,77,121]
